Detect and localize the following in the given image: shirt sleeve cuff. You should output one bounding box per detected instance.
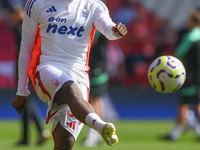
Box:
[16,89,31,97]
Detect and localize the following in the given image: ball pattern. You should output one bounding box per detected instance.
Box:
[148,56,186,93]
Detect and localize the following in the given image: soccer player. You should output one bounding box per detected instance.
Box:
[12,0,127,149]
[163,10,200,141]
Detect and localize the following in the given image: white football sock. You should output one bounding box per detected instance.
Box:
[85,113,106,134]
[195,123,200,137]
[170,125,183,140]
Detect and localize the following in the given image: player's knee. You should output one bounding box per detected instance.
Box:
[61,81,82,100]
[54,81,75,104]
[62,81,75,96]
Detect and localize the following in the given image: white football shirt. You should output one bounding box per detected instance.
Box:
[17,0,120,96]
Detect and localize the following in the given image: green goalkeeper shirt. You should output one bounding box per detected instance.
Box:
[175,27,200,59]
[175,27,200,93]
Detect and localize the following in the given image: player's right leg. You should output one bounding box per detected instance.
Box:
[53,123,75,150]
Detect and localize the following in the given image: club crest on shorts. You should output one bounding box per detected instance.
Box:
[51,78,60,87]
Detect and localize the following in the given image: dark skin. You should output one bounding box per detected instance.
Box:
[112,22,127,37]
[12,22,127,150]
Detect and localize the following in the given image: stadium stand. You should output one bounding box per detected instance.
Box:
[1,0,200,88]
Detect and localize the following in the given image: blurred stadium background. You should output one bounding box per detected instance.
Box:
[1,0,199,119]
[0,0,200,149]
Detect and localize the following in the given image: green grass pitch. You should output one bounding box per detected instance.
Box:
[0,120,200,150]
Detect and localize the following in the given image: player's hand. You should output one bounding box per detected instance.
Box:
[12,96,27,115]
[112,22,128,38]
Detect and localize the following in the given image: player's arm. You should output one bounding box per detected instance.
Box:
[174,33,193,59]
[94,1,127,40]
[12,0,38,115]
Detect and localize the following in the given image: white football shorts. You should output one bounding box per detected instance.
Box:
[34,65,89,140]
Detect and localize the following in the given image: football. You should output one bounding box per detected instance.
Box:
[148,56,186,93]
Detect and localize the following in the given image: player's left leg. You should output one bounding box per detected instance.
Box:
[53,81,96,124]
[89,96,104,119]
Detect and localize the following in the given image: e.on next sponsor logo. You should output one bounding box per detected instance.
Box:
[46,17,85,37]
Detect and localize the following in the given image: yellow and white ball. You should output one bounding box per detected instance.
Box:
[148,56,186,93]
